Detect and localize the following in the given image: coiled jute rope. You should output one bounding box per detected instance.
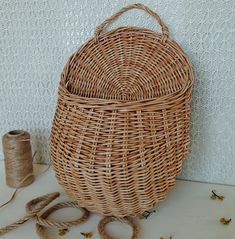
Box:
[0,192,60,236]
[0,191,138,239]
[98,216,139,239]
[0,192,90,237]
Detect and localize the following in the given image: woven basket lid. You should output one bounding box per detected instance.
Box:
[64,3,193,101]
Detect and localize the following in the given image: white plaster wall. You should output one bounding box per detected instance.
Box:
[0,0,234,185]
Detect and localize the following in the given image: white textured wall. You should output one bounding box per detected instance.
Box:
[0,0,235,185]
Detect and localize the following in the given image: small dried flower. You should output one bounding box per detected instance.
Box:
[58,228,69,236]
[220,217,232,225]
[210,190,224,201]
[81,232,93,238]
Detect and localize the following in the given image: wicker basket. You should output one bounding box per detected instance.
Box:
[51,3,193,217]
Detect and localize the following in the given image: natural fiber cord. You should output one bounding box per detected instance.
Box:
[0,192,60,236]
[0,192,90,238]
[0,152,49,209]
[98,216,138,239]
[51,3,194,217]
[2,130,34,188]
[0,191,138,239]
[35,201,89,239]
[36,201,89,229]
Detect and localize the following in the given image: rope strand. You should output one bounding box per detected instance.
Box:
[0,191,138,239]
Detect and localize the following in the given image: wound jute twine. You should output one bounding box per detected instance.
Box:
[0,130,138,239]
[2,130,34,188]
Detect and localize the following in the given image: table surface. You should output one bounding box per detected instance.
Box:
[0,161,234,239]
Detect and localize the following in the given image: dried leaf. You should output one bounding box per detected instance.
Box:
[81,232,93,238]
[220,217,232,225]
[58,228,69,236]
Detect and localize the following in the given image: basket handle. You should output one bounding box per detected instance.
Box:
[95,3,169,43]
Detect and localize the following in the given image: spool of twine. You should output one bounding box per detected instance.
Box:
[2,130,34,188]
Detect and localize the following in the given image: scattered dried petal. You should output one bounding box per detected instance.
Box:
[210,194,216,200]
[58,228,69,236]
[218,195,225,201]
[220,217,232,225]
[81,232,93,238]
[139,215,145,220]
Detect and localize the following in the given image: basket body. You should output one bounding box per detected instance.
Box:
[51,5,193,217]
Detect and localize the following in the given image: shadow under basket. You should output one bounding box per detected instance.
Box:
[50,3,194,217]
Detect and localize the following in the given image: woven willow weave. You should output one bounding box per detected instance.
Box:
[51,3,193,217]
